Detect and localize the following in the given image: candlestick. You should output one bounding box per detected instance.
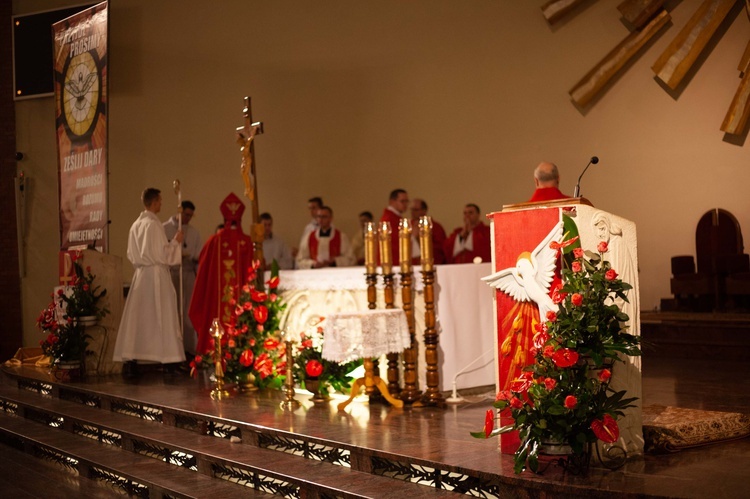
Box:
[209,318,231,400]
[379,221,393,275]
[418,216,434,271]
[399,218,412,273]
[364,222,377,274]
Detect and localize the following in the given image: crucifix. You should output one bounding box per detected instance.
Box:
[235,96,266,274]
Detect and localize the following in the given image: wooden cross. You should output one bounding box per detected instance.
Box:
[235,96,266,276]
[235,96,264,224]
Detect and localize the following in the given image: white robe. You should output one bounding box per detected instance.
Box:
[113,210,185,363]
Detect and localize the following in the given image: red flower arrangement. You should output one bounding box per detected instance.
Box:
[191,261,286,390]
[473,234,641,474]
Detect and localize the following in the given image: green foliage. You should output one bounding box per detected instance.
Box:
[473,236,641,474]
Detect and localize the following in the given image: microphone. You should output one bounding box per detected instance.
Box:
[87,220,111,250]
[573,156,599,198]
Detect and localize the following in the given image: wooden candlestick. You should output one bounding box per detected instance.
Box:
[399,218,420,403]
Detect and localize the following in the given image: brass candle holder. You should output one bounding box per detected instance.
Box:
[364,221,377,275]
[209,319,232,400]
[279,330,301,411]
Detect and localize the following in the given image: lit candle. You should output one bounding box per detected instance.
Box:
[418,216,434,271]
[379,221,393,275]
[399,218,412,273]
[364,222,377,274]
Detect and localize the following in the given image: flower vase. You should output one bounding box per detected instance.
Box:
[53,359,83,381]
[304,378,330,403]
[76,315,98,327]
[237,372,258,392]
[539,439,573,456]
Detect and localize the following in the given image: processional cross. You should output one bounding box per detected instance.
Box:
[235,96,266,273]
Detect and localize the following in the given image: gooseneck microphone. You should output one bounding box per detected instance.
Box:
[573,156,599,198]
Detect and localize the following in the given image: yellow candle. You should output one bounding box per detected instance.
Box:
[419,216,434,271]
[364,222,377,274]
[399,217,412,273]
[379,221,393,274]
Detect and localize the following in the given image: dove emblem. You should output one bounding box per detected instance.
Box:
[482,221,563,318]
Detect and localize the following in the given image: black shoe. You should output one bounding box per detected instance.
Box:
[122,361,139,379]
[163,363,183,375]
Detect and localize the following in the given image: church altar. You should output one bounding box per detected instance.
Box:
[273,263,495,392]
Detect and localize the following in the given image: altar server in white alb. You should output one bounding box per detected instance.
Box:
[296,206,355,269]
[114,187,185,372]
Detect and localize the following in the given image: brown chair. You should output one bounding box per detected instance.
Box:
[671,209,748,311]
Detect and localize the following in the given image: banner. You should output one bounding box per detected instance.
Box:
[53,2,108,252]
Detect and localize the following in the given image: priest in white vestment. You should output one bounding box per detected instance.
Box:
[297,206,355,269]
[114,188,185,367]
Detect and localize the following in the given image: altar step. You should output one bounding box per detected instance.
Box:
[0,372,460,498]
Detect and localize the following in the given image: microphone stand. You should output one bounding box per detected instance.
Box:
[573,157,598,198]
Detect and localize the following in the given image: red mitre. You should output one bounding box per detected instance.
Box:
[189,193,254,354]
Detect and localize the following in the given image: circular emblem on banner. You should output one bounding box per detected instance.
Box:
[61,51,101,139]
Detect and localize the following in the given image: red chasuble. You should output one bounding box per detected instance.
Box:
[444,223,492,264]
[527,187,571,203]
[308,229,342,261]
[189,193,254,354]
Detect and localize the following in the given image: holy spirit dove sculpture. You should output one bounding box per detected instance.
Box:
[481,221,563,318]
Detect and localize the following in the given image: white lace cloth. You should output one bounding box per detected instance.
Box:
[321,309,410,363]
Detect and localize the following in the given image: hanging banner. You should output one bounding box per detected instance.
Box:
[53,1,108,252]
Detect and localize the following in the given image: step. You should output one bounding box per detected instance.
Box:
[0,381,461,498]
[0,411,267,498]
[0,442,123,498]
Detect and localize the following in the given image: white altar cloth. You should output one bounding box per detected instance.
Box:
[322,309,410,363]
[273,263,496,391]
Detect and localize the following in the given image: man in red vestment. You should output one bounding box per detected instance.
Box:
[410,198,447,265]
[296,206,355,268]
[527,161,571,202]
[189,193,254,354]
[379,189,409,265]
[444,203,491,264]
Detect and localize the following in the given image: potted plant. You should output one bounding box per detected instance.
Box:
[191,260,287,391]
[473,239,641,474]
[60,256,110,325]
[292,317,362,401]
[38,298,90,378]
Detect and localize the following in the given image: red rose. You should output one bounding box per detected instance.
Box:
[509,397,524,409]
[571,261,582,273]
[605,269,618,281]
[564,395,577,409]
[529,347,538,358]
[242,284,251,293]
[552,348,579,368]
[573,248,584,259]
[253,305,269,324]
[571,293,583,306]
[496,390,512,401]
[194,355,203,364]
[598,368,611,382]
[483,409,494,438]
[243,301,253,310]
[544,378,557,391]
[57,289,64,296]
[591,414,620,443]
[234,306,244,317]
[543,345,555,358]
[227,339,236,348]
[82,284,90,291]
[47,333,58,344]
[239,349,254,367]
[552,291,567,304]
[597,241,608,253]
[305,359,324,378]
[546,311,557,322]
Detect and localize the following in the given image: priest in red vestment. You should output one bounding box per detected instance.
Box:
[297,206,355,268]
[527,161,571,202]
[379,189,409,265]
[444,203,491,264]
[189,193,254,354]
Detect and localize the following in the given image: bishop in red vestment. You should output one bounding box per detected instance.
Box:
[189,193,254,354]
